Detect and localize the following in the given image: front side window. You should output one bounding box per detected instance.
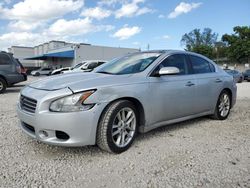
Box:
[153,54,189,75]
[0,54,11,65]
[96,52,162,75]
[190,55,213,74]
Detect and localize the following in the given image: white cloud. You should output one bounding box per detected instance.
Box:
[0,20,115,50]
[98,0,124,7]
[0,32,44,50]
[48,18,114,36]
[168,2,202,19]
[0,0,84,21]
[163,35,170,39]
[48,18,95,36]
[0,32,39,42]
[113,26,141,40]
[8,20,44,31]
[158,14,165,19]
[81,7,111,20]
[115,0,153,18]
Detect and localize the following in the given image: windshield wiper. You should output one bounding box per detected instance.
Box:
[96,71,114,75]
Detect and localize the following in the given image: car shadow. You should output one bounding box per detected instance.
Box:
[9,84,26,87]
[4,88,22,93]
[4,84,27,94]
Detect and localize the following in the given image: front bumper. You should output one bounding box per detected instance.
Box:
[16,87,107,146]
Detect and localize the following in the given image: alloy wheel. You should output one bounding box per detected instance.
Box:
[112,107,136,148]
[0,82,3,91]
[218,93,230,117]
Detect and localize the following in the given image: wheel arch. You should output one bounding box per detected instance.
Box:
[97,97,146,136]
[0,75,7,85]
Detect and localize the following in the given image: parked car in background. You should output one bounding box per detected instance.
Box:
[17,51,236,153]
[243,69,250,81]
[50,67,71,75]
[224,69,244,83]
[31,67,53,76]
[62,60,106,74]
[0,51,27,93]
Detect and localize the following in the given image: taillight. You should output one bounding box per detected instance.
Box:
[16,65,21,73]
[21,68,27,73]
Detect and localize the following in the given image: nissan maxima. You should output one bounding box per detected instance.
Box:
[17,51,237,153]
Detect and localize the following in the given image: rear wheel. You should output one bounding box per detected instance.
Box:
[0,78,7,94]
[97,100,138,154]
[212,90,231,120]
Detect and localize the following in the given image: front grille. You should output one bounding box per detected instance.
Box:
[20,95,37,113]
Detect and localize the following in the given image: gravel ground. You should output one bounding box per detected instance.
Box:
[0,76,250,188]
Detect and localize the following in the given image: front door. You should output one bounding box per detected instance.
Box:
[148,54,197,126]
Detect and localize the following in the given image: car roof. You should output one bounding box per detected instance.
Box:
[139,50,207,56]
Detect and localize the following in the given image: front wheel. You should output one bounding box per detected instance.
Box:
[97,100,138,154]
[212,90,231,120]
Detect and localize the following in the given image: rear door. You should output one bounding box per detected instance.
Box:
[148,54,197,125]
[41,68,51,75]
[188,55,222,113]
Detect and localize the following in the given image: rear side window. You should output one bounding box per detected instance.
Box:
[189,55,214,74]
[42,68,51,71]
[156,54,189,75]
[98,62,105,66]
[0,53,11,65]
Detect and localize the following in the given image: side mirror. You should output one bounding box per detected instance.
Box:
[158,67,180,76]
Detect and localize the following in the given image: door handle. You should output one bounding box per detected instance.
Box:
[185,81,195,87]
[215,78,222,83]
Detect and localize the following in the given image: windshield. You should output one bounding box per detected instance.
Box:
[96,52,162,75]
[73,63,85,69]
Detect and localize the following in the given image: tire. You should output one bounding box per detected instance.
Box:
[212,90,231,120]
[97,100,138,154]
[35,72,40,76]
[0,78,7,94]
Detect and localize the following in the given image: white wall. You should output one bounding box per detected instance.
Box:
[74,44,139,65]
[8,46,38,67]
[8,42,140,68]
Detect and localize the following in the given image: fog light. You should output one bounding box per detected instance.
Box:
[39,130,48,138]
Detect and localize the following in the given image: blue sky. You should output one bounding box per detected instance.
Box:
[0,0,249,51]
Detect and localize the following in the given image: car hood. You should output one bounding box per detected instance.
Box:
[28,72,138,92]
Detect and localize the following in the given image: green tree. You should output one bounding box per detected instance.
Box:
[181,28,218,58]
[222,26,250,64]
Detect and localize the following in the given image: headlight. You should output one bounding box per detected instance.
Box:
[49,90,96,112]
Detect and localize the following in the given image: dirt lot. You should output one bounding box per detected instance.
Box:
[0,77,249,188]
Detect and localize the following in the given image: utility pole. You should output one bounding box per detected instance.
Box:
[147,44,150,51]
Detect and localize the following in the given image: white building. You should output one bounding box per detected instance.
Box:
[8,41,139,69]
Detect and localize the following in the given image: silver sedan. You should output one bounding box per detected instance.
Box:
[17,50,237,153]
